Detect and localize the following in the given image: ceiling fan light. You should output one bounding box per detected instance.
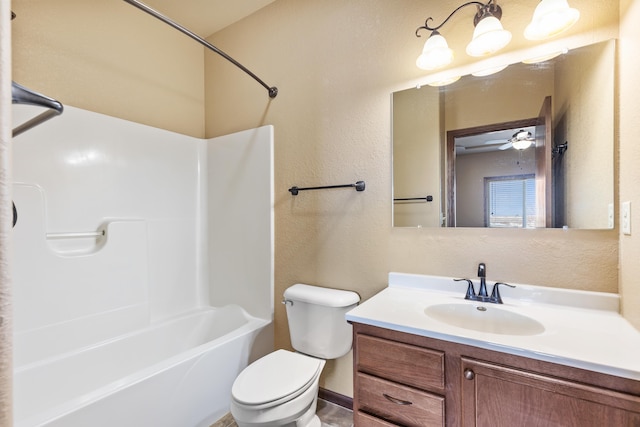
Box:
[512,139,533,150]
[466,15,512,57]
[511,130,534,150]
[524,0,580,41]
[416,31,454,70]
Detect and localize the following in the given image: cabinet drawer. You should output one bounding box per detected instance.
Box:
[357,373,444,427]
[356,334,444,390]
[355,411,399,426]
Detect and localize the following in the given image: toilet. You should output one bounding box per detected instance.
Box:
[230,284,360,427]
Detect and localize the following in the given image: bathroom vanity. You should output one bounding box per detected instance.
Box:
[346,273,640,426]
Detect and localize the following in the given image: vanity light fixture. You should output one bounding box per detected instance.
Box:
[416,31,455,70]
[415,0,511,71]
[465,3,512,57]
[415,1,580,71]
[524,0,580,41]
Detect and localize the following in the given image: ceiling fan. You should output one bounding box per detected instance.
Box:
[460,129,535,151]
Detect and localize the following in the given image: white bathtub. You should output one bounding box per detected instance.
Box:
[14,305,270,427]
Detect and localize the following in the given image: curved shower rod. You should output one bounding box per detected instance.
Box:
[11,81,64,137]
[123,0,278,99]
[10,13,64,138]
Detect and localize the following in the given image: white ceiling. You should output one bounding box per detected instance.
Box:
[138,0,276,37]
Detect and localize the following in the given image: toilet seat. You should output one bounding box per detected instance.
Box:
[232,349,323,408]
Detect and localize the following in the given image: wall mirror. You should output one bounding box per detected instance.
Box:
[392,39,615,229]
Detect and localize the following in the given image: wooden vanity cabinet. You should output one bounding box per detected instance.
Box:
[461,357,640,426]
[353,323,462,426]
[352,322,640,427]
[355,333,447,426]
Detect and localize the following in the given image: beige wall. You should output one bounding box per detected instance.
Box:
[11,0,205,137]
[555,40,615,229]
[619,1,640,329]
[4,0,630,401]
[205,0,620,396]
[444,63,554,131]
[393,86,441,227]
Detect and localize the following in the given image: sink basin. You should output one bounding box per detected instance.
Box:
[424,303,545,336]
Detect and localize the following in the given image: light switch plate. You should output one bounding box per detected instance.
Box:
[622,201,631,235]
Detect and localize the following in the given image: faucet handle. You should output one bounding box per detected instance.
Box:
[490,282,516,304]
[454,278,476,300]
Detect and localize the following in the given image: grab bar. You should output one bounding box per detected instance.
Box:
[46,230,106,240]
[288,181,366,196]
[12,81,64,137]
[394,195,434,203]
[122,0,278,98]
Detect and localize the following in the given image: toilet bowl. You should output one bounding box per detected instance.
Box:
[230,350,326,427]
[230,284,360,427]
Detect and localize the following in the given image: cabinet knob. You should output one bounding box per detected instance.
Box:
[464,369,475,380]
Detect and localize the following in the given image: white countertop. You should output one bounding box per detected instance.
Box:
[346,272,640,380]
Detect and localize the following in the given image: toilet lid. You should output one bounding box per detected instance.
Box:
[232,349,323,406]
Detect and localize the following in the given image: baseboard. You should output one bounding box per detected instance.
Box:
[318,387,353,410]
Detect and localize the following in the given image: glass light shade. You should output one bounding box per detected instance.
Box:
[524,0,580,40]
[416,32,454,70]
[466,15,512,57]
[512,139,533,150]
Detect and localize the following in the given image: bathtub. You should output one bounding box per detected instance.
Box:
[14,305,270,427]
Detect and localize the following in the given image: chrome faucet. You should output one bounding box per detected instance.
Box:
[454,263,515,304]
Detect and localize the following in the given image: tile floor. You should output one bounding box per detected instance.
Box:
[211,398,354,427]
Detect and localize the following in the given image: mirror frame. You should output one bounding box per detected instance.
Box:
[446,117,542,227]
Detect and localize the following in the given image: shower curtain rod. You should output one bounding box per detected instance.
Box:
[11,81,64,137]
[123,0,278,99]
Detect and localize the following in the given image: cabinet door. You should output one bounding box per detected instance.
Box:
[461,358,640,427]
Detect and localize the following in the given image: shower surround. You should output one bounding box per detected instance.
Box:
[11,106,274,426]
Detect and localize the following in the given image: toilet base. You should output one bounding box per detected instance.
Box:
[296,414,322,427]
[233,397,319,427]
[294,401,320,427]
[303,414,321,427]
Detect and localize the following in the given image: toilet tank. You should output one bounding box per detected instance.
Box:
[283,284,360,359]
